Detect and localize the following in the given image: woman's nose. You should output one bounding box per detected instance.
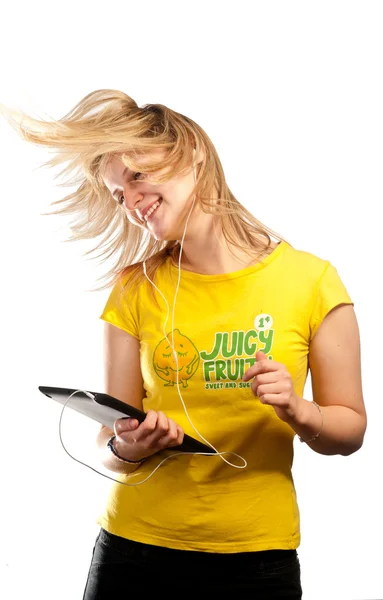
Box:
[123,187,144,212]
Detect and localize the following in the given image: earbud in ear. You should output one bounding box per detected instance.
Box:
[192,147,197,182]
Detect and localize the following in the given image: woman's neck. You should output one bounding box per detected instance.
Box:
[178,225,275,275]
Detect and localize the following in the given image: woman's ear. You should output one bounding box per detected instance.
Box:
[193,144,205,166]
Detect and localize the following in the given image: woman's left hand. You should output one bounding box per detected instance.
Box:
[243,350,304,423]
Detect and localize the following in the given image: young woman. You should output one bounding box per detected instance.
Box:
[2,90,367,597]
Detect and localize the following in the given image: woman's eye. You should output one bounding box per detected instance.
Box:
[117,173,143,205]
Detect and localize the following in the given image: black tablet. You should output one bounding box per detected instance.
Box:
[38,386,216,455]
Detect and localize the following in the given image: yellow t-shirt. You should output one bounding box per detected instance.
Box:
[98,240,353,552]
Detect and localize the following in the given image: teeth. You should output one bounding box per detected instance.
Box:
[144,199,161,221]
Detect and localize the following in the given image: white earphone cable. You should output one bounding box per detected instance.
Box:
[142,157,247,470]
[58,390,236,487]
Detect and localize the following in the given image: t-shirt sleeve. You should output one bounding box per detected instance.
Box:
[309,262,353,341]
[99,276,140,339]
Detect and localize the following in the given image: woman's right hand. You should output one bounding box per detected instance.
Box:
[113,410,184,462]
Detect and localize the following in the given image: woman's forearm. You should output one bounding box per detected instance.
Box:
[287,397,367,456]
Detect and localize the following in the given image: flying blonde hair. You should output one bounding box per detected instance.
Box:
[1,89,287,291]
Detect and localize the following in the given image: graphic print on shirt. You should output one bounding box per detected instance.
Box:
[153,329,200,387]
[200,313,275,390]
[153,314,274,391]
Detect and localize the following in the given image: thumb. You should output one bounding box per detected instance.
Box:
[114,417,140,435]
[256,350,267,362]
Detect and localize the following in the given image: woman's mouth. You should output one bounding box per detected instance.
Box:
[144,198,162,222]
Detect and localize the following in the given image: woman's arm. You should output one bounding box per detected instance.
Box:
[96,322,146,474]
[96,322,184,474]
[244,304,367,456]
[287,304,367,456]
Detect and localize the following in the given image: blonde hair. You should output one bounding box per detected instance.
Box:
[1,89,287,291]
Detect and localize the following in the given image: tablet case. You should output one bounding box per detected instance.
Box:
[38,386,216,455]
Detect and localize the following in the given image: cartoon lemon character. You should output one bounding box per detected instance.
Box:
[153,329,200,387]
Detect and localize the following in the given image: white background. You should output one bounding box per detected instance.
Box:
[0,2,382,599]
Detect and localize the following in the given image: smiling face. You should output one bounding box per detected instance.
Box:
[102,150,199,241]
